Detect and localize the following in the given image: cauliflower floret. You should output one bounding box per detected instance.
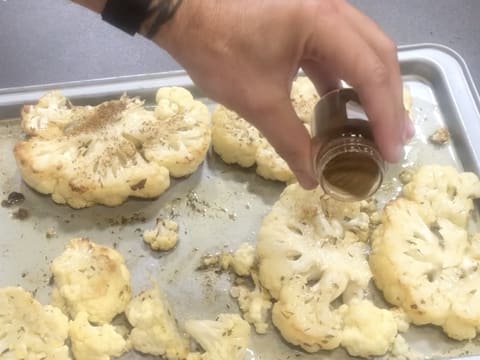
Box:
[185,314,250,360]
[143,218,179,251]
[0,287,70,360]
[69,312,130,360]
[14,87,211,208]
[340,300,398,357]
[403,165,480,227]
[211,76,318,182]
[256,183,401,355]
[370,166,480,340]
[51,238,131,324]
[20,91,74,138]
[230,273,272,334]
[230,243,256,276]
[125,284,189,359]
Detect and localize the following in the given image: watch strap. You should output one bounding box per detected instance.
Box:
[101,0,151,36]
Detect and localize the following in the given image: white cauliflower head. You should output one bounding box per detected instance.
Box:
[185,314,250,360]
[256,183,401,355]
[125,283,189,359]
[143,218,179,251]
[370,165,480,340]
[51,238,131,324]
[211,76,318,182]
[69,311,130,360]
[0,287,70,360]
[402,165,480,227]
[15,87,210,208]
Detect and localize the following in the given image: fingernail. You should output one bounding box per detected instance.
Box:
[391,142,405,163]
[298,173,318,190]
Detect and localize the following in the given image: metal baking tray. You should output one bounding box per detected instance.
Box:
[1,43,480,360]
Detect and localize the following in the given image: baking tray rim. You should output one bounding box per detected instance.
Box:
[0,43,477,103]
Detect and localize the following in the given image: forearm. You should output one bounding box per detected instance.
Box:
[71,0,107,13]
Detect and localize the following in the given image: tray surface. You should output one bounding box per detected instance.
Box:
[1,44,480,360]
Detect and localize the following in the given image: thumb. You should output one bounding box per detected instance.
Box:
[247,98,318,189]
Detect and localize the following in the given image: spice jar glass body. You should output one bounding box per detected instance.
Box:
[311,88,385,201]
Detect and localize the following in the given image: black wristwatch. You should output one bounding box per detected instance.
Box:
[101,0,183,38]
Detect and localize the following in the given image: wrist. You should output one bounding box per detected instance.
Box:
[149,0,222,55]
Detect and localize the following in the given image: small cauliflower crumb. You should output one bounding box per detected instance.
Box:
[429,127,450,145]
[143,218,179,251]
[69,312,130,360]
[230,273,272,334]
[389,335,424,360]
[230,243,256,276]
[398,168,415,185]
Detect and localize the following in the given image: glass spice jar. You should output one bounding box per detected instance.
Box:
[311,88,385,201]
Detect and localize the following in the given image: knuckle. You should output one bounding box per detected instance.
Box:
[302,0,343,19]
[368,61,390,86]
[379,37,398,60]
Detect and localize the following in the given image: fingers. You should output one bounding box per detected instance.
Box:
[301,59,341,96]
[306,2,408,162]
[340,2,414,145]
[248,97,318,189]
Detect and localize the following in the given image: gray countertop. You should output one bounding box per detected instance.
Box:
[0,0,479,90]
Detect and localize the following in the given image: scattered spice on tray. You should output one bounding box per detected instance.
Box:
[12,208,29,220]
[1,191,25,208]
[429,127,450,145]
[45,227,57,238]
[107,212,147,226]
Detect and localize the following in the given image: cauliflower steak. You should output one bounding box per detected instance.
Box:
[15,87,211,208]
[370,165,480,340]
[256,183,404,357]
[211,77,319,182]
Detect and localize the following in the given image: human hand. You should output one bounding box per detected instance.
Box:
[152,0,413,188]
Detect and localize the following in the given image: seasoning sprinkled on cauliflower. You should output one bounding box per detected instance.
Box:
[230,273,272,334]
[51,238,131,324]
[211,77,318,182]
[402,165,480,227]
[0,287,70,359]
[125,284,189,359]
[256,183,402,356]
[69,311,130,360]
[15,87,210,208]
[143,218,179,251]
[185,314,250,360]
[370,165,480,340]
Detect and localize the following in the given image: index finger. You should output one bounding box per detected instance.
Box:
[306,12,406,162]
